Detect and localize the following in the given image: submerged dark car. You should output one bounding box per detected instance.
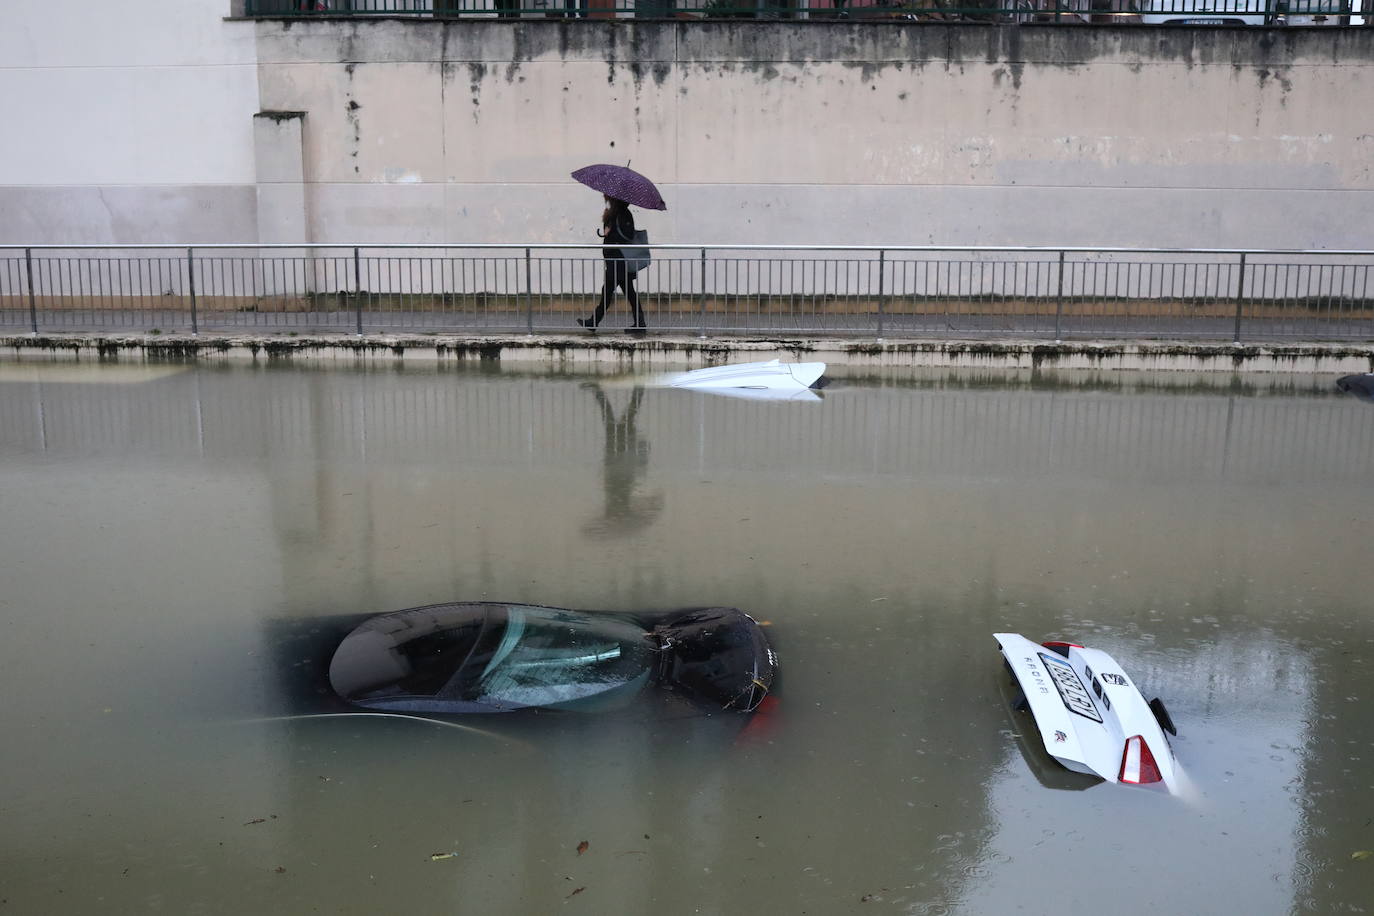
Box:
[1336,374,1374,403]
[326,602,777,716]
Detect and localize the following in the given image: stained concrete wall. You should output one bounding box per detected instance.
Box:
[2,11,1371,249]
[249,21,1374,250]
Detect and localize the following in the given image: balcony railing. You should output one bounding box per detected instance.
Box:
[3,244,1372,341]
[243,0,1363,25]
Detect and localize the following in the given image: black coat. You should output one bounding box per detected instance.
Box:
[599,208,636,261]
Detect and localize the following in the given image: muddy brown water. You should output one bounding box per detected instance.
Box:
[1,359,1371,915]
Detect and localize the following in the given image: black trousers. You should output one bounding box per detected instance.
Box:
[588,258,645,327]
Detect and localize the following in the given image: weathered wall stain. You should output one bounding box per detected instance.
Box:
[467,61,485,123]
[1255,66,1295,95]
[343,62,361,173]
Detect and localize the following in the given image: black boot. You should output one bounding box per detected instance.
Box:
[576,317,597,331]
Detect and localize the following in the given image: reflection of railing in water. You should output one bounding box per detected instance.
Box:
[3,367,1372,484]
[2,244,1372,341]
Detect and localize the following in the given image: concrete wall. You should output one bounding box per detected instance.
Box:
[252,20,1373,249]
[0,0,260,244]
[3,12,1371,249]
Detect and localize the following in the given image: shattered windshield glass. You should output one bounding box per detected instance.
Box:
[330,603,654,712]
[472,607,653,708]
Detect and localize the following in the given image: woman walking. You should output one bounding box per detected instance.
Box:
[578,195,646,333]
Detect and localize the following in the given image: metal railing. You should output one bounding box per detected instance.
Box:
[3,244,1373,341]
[244,0,1365,24]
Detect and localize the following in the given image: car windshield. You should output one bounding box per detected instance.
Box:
[465,606,652,708]
[331,603,654,712]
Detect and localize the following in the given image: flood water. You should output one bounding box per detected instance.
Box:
[1,357,1372,915]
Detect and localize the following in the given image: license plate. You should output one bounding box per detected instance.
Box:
[1039,652,1102,722]
[1184,17,1227,22]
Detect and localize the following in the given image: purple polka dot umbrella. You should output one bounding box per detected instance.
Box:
[571,164,667,211]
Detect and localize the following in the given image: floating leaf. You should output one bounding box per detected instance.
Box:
[576,840,589,855]
[1352,850,1373,861]
[566,887,585,899]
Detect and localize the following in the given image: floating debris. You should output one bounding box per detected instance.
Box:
[430,852,459,862]
[576,840,589,856]
[566,887,585,899]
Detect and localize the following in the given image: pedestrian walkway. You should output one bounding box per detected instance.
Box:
[5,306,1373,343]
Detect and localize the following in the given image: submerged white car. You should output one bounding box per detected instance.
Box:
[661,359,829,401]
[995,633,1182,794]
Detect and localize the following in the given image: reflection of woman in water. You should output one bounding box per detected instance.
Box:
[582,384,663,537]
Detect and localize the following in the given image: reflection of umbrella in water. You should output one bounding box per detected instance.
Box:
[571,164,668,211]
[581,383,664,538]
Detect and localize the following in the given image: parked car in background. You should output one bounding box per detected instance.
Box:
[1140,0,1276,23]
[1282,0,1360,23]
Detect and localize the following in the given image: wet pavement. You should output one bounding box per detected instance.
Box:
[4,306,1372,341]
[1,360,1372,914]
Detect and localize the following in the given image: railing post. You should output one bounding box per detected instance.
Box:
[524,247,534,335]
[25,247,38,335]
[698,247,708,339]
[1233,251,1247,345]
[353,246,363,336]
[187,247,199,335]
[1054,250,1066,342]
[876,248,886,341]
